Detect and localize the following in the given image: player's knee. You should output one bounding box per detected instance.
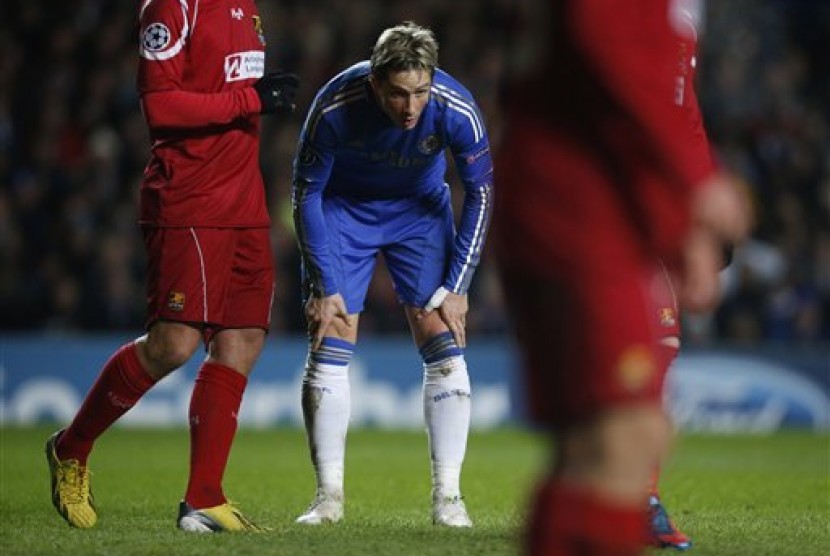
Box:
[305,337,355,382]
[208,328,267,375]
[419,332,463,367]
[420,332,469,390]
[598,403,670,474]
[556,403,669,495]
[139,324,200,376]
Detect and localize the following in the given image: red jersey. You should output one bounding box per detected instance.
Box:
[137,0,269,227]
[673,0,716,179]
[652,0,714,341]
[496,0,718,276]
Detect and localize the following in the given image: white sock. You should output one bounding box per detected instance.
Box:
[423,355,471,497]
[302,359,350,495]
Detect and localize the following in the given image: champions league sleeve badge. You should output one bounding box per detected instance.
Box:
[142,22,171,52]
[140,20,185,61]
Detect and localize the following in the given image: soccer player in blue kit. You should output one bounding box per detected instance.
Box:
[291,21,493,528]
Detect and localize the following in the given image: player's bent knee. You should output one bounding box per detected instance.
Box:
[556,403,669,498]
[420,333,470,393]
[209,328,267,375]
[306,337,355,381]
[139,324,201,375]
[599,403,670,475]
[419,332,464,368]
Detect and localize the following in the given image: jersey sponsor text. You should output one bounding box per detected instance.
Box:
[224,51,265,81]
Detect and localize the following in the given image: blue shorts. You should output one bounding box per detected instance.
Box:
[303,186,454,314]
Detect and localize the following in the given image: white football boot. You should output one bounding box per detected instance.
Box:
[432,491,473,527]
[295,490,344,525]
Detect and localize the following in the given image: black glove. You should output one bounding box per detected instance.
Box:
[254,71,300,114]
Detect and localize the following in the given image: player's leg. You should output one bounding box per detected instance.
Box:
[528,403,670,556]
[175,228,274,533]
[648,337,692,550]
[649,263,692,550]
[295,315,358,525]
[177,327,270,533]
[47,227,205,529]
[296,198,375,525]
[503,268,668,556]
[406,309,473,527]
[386,194,472,527]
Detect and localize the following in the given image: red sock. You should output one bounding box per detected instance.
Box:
[648,467,661,499]
[527,479,650,556]
[56,342,156,465]
[184,362,247,509]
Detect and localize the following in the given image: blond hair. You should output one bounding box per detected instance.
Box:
[370,21,439,80]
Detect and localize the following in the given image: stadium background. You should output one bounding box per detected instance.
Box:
[0,0,828,430]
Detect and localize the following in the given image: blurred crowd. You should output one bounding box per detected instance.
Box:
[1,0,828,345]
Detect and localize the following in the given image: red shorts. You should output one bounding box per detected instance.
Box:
[501,265,664,428]
[651,262,681,341]
[143,227,275,334]
[650,262,681,381]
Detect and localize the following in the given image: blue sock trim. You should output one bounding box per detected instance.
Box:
[310,337,355,366]
[418,331,463,364]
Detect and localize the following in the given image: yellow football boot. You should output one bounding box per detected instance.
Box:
[177,501,267,532]
[45,431,97,528]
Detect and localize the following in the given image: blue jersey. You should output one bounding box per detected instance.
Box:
[293,61,494,299]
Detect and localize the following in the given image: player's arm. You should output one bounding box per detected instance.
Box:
[676,36,745,305]
[292,112,349,348]
[572,0,712,192]
[141,75,298,129]
[568,0,722,265]
[683,74,717,178]
[418,125,492,346]
[140,89,262,129]
[291,110,339,299]
[137,0,297,129]
[445,114,494,297]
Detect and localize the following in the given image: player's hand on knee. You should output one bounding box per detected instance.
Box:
[306,293,349,351]
[416,287,468,347]
[438,292,469,348]
[417,286,450,320]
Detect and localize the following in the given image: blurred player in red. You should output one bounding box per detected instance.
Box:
[649,260,692,550]
[647,1,719,550]
[45,0,298,532]
[648,259,691,550]
[495,1,750,555]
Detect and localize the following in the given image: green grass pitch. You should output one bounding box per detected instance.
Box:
[1,427,827,555]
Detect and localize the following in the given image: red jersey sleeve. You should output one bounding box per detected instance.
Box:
[677,32,717,177]
[137,0,270,228]
[137,0,260,129]
[140,88,261,129]
[564,0,718,263]
[571,0,715,193]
